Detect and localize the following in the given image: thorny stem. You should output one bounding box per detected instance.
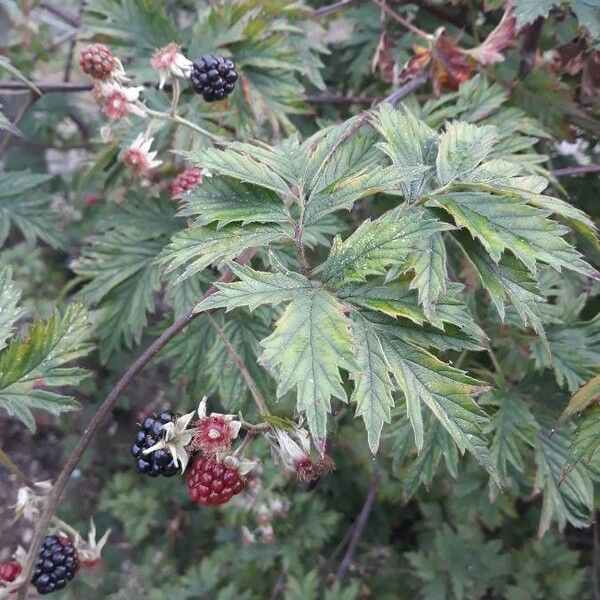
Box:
[0,447,37,490]
[335,472,381,583]
[371,0,434,40]
[204,312,270,416]
[16,248,257,600]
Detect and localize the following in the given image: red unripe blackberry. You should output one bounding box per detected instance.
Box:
[171,167,203,199]
[79,44,116,80]
[130,410,179,477]
[186,456,245,505]
[31,535,79,595]
[0,561,21,583]
[189,54,237,102]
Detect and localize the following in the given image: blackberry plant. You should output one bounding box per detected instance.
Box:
[1,0,600,598]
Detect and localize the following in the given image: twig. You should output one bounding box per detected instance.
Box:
[552,164,600,177]
[304,94,374,105]
[62,1,83,83]
[335,473,380,583]
[313,0,359,18]
[324,519,357,572]
[0,84,375,107]
[0,81,93,93]
[16,248,257,600]
[269,568,287,600]
[519,17,544,79]
[40,1,80,27]
[371,0,433,40]
[204,312,270,416]
[0,447,37,490]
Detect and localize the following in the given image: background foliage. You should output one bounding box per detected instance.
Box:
[1,0,600,598]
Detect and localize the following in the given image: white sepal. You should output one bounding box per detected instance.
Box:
[144,410,195,473]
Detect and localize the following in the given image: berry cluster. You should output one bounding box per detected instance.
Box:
[171,167,204,198]
[79,44,116,81]
[190,54,238,102]
[131,411,179,477]
[186,456,245,505]
[31,536,78,595]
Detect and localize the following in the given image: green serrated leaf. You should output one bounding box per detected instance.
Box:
[180,148,292,197]
[435,122,499,185]
[482,389,538,480]
[350,316,395,454]
[371,104,438,202]
[161,223,290,283]
[0,171,63,248]
[405,232,448,321]
[433,191,597,278]
[529,316,600,392]
[178,177,290,229]
[560,405,600,480]
[376,326,497,482]
[535,420,596,537]
[196,263,312,313]
[322,207,450,288]
[453,231,547,340]
[260,289,356,446]
[558,373,600,425]
[0,304,93,430]
[0,267,25,351]
[304,164,431,224]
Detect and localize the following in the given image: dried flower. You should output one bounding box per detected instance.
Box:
[144,410,194,472]
[14,481,51,521]
[150,43,193,89]
[100,82,146,120]
[75,519,111,568]
[122,134,162,176]
[268,428,315,480]
[192,397,242,455]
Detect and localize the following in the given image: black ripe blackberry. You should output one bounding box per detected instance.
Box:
[131,410,179,477]
[190,54,237,102]
[32,535,79,595]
